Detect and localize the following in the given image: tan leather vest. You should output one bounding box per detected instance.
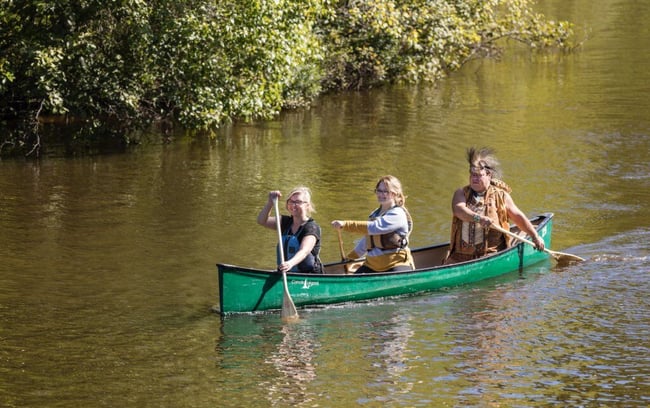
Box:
[446,183,511,262]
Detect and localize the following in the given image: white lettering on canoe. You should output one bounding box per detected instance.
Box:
[300,280,319,289]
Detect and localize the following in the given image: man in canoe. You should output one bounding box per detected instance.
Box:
[443,147,545,265]
[257,187,324,274]
[331,175,415,273]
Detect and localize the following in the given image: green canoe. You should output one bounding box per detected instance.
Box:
[217,213,553,314]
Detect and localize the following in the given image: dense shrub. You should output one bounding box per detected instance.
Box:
[0,0,573,157]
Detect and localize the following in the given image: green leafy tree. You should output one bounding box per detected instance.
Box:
[0,0,574,157]
[316,0,575,90]
[148,0,323,128]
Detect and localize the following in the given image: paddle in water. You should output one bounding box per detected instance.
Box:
[491,224,585,264]
[273,197,299,321]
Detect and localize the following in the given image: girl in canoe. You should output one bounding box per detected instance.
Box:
[331,175,415,273]
[257,187,323,274]
[443,146,545,265]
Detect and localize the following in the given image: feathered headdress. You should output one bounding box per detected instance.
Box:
[467,147,511,193]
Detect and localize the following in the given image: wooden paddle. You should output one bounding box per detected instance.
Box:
[273,197,299,321]
[336,228,362,274]
[337,229,346,261]
[490,223,585,264]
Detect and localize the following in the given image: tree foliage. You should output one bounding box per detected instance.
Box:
[0,0,574,157]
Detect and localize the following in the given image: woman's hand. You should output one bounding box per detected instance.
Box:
[277,261,292,273]
[331,220,344,229]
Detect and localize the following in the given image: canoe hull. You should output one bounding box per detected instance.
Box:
[217,213,553,314]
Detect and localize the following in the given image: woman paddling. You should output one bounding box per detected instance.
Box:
[257,187,323,274]
[331,175,414,273]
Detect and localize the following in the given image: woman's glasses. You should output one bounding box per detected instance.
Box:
[287,200,307,206]
[374,188,390,194]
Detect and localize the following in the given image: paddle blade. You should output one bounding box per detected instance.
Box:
[280,270,299,321]
[281,291,299,322]
[549,250,586,265]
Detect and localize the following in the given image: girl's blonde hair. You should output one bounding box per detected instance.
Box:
[286,186,315,215]
[375,175,412,235]
[376,175,407,207]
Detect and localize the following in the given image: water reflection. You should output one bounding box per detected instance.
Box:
[361,312,416,399]
[261,323,319,406]
[215,316,320,407]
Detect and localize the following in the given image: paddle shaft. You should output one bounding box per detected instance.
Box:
[273,197,299,320]
[490,223,585,262]
[491,223,540,249]
[337,229,346,261]
[274,197,286,265]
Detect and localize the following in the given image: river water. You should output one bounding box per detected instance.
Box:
[1,0,649,406]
